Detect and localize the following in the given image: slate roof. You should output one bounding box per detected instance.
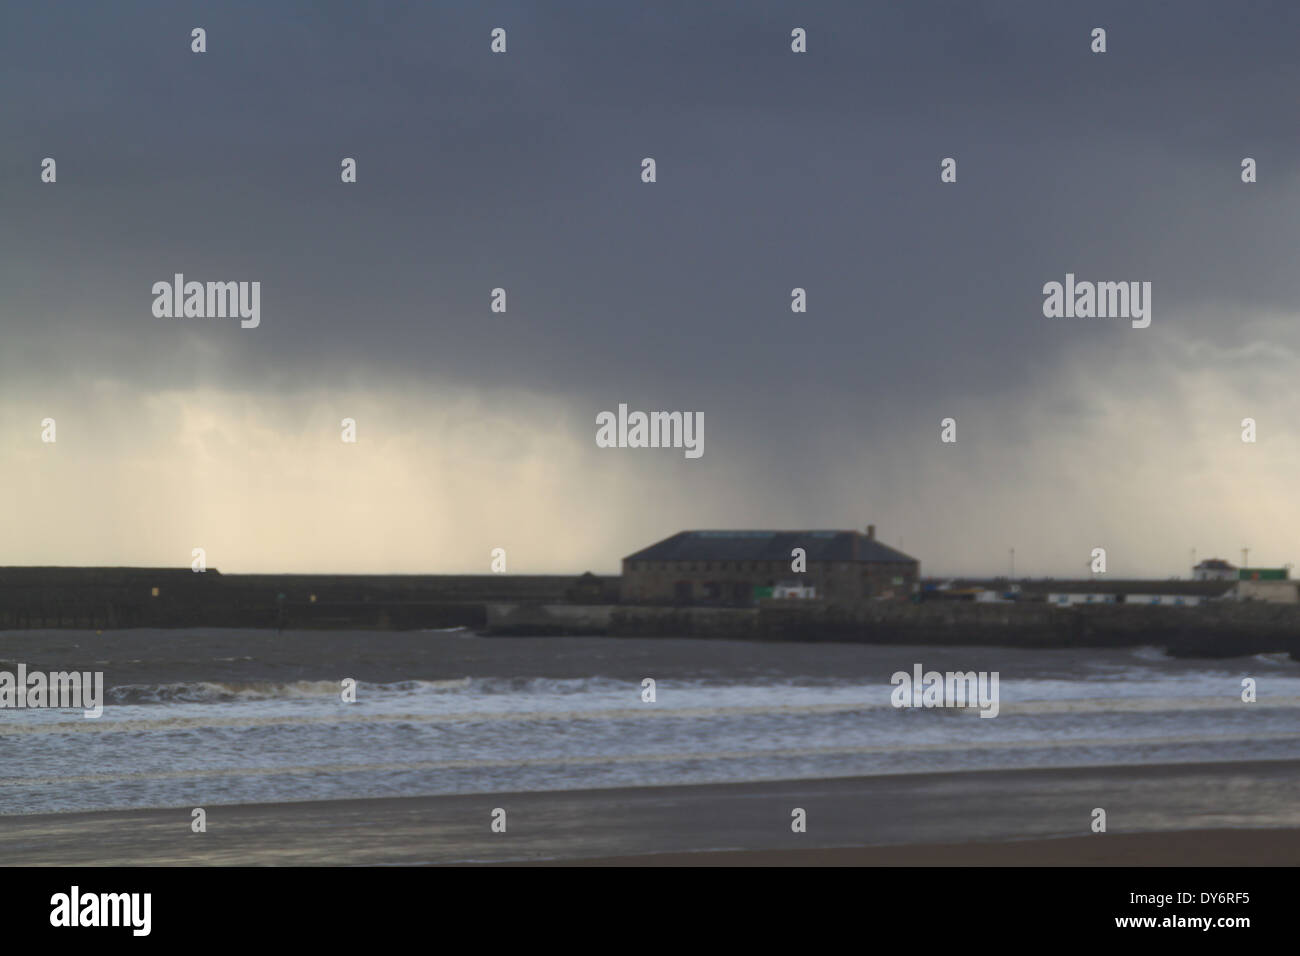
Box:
[624,531,917,564]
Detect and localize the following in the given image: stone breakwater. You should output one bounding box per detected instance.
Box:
[5,567,1297,662]
[0,568,616,630]
[489,601,1300,660]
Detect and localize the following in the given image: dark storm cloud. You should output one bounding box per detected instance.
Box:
[4,0,1299,409]
[5,2,1300,576]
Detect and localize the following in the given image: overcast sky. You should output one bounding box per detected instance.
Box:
[3,1,1299,576]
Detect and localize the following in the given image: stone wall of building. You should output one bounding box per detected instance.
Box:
[621,559,918,606]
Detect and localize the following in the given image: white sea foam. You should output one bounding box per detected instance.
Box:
[3,654,1299,815]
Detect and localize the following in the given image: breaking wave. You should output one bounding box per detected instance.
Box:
[106,676,473,704]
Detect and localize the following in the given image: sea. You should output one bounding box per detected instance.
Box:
[1,629,1297,815]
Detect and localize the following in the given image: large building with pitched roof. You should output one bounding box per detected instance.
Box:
[621,526,919,607]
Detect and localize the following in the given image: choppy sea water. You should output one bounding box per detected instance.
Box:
[1,630,1297,814]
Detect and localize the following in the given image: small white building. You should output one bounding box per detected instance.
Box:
[1048,593,1118,606]
[1230,580,1298,604]
[1124,594,1203,607]
[1193,559,1237,581]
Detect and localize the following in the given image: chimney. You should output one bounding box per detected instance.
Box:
[866,524,876,540]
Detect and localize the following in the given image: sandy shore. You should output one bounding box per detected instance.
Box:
[2,759,1297,865]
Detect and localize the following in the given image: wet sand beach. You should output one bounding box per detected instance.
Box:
[3,759,1297,866]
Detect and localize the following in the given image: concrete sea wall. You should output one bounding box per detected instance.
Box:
[755,601,1300,658]
[5,567,1297,661]
[0,568,615,630]
[487,600,1300,659]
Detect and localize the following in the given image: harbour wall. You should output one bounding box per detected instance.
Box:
[4,567,1297,661]
[487,600,1300,659]
[0,568,615,630]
